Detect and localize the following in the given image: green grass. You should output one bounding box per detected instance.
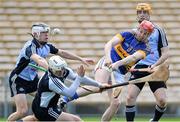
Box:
[0,118,6,121]
[1,117,180,122]
[82,116,180,122]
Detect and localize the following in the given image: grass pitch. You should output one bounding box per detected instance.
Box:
[1,116,180,121]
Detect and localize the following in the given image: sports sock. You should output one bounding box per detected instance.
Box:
[125,105,136,122]
[152,105,166,121]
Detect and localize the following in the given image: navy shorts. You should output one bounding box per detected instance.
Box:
[129,64,167,93]
[9,71,39,97]
[32,99,62,121]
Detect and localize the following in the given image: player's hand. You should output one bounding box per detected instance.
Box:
[109,61,123,71]
[147,66,155,73]
[77,65,85,77]
[80,58,95,66]
[104,57,112,66]
[99,83,111,92]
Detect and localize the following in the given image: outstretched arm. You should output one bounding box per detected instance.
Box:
[49,65,85,98]
[66,67,102,87]
[57,49,94,66]
[49,76,81,98]
[110,50,145,70]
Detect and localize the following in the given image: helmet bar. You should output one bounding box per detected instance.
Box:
[31,23,50,35]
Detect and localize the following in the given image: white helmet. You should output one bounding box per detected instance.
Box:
[48,55,67,71]
[31,23,50,36]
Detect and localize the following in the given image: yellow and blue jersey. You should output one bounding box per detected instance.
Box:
[111,31,150,74]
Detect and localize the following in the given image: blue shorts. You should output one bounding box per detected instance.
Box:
[9,71,39,97]
[32,99,62,121]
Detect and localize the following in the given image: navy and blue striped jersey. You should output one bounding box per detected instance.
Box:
[34,68,81,108]
[12,38,58,81]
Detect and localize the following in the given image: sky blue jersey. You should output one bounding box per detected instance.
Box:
[138,25,168,65]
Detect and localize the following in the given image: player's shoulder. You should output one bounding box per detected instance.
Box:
[46,43,56,48]
[153,23,165,32]
[23,39,35,48]
[120,29,135,37]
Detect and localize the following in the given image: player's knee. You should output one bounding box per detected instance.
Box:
[126,94,136,105]
[158,97,167,107]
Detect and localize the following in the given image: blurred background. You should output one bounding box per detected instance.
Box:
[0,0,180,119]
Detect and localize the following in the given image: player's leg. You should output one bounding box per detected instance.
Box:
[125,82,145,122]
[8,74,30,121]
[94,68,114,122]
[71,67,108,98]
[101,70,127,122]
[125,64,150,122]
[8,74,39,121]
[57,112,83,122]
[22,114,38,122]
[101,92,120,122]
[149,82,167,121]
[8,94,28,121]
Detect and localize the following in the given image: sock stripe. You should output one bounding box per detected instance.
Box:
[125,106,136,112]
[155,105,166,112]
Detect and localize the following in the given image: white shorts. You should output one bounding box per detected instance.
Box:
[94,57,125,84]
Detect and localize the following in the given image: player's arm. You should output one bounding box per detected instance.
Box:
[50,65,85,98]
[151,46,169,68]
[66,67,101,87]
[104,34,123,64]
[110,50,145,70]
[25,45,48,69]
[57,49,94,66]
[30,54,49,69]
[49,76,81,98]
[151,27,169,68]
[57,49,83,61]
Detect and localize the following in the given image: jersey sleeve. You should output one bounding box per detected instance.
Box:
[47,44,59,54]
[66,67,77,81]
[156,27,168,48]
[115,33,124,42]
[49,76,80,98]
